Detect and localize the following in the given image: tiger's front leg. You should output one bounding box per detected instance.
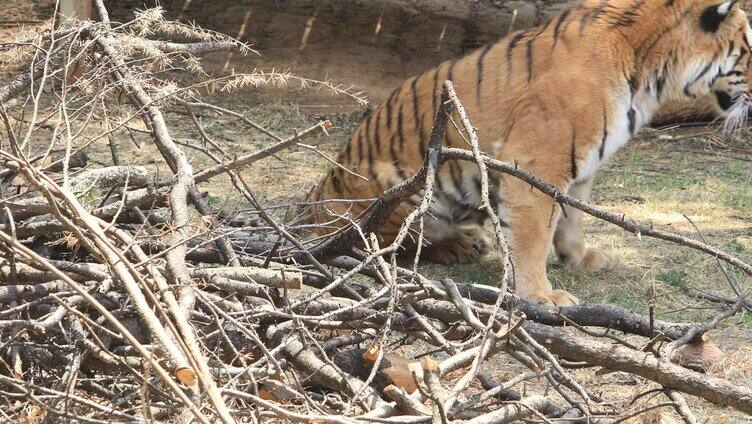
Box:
[553,178,615,272]
[502,175,579,306]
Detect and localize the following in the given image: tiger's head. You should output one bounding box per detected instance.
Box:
[636,0,752,131]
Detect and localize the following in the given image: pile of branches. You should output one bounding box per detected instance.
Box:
[0,2,751,422]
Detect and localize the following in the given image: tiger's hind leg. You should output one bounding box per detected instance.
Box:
[553,178,614,272]
[421,224,490,265]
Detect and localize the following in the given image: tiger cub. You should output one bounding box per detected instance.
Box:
[297,0,752,306]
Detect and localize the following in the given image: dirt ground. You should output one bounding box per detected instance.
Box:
[2,0,752,421]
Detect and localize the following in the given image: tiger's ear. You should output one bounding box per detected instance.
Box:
[700,1,735,33]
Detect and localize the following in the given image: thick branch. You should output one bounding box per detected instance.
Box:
[524,321,752,414]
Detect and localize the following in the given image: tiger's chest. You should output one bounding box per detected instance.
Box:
[575,83,659,183]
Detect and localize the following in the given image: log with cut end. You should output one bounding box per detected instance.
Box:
[381,355,424,394]
[670,335,725,372]
[361,344,425,394]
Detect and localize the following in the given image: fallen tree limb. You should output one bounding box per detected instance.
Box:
[524,321,752,414]
[234,240,697,341]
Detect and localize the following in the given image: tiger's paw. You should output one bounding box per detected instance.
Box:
[423,232,488,265]
[581,248,615,272]
[526,289,580,307]
[559,247,615,273]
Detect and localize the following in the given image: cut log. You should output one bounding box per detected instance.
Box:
[381,354,424,394]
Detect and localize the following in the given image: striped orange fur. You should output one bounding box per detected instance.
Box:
[296,0,752,305]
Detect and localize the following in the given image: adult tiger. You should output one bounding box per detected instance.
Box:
[295,0,752,306]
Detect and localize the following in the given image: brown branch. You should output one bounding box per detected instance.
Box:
[233,238,697,340]
[666,389,699,424]
[143,39,252,55]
